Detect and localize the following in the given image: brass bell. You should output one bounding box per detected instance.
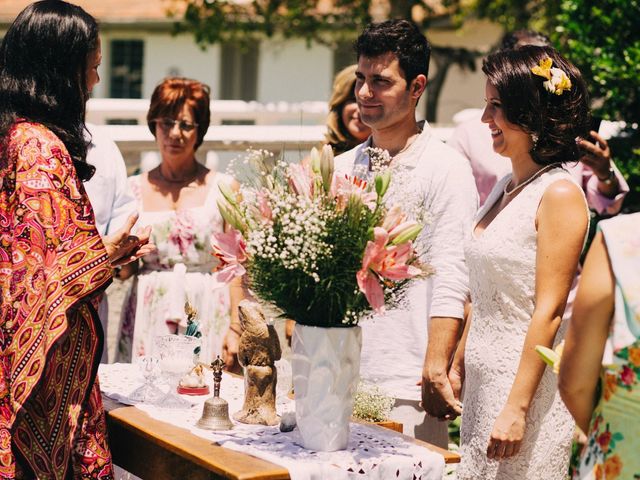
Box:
[196,356,233,431]
[197,396,233,431]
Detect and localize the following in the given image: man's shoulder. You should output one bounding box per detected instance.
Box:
[335,143,367,173]
[420,131,473,173]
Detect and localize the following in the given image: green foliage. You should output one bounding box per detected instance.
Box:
[175,0,373,48]
[553,0,639,125]
[458,0,560,31]
[552,0,640,211]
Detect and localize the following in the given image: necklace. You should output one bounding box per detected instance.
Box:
[503,163,559,196]
[156,163,200,184]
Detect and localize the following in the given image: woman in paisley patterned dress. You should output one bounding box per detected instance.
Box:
[0,1,153,478]
[560,213,640,479]
[118,78,247,370]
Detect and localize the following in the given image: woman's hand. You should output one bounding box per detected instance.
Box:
[486,404,526,460]
[448,361,465,404]
[222,326,242,374]
[103,214,156,267]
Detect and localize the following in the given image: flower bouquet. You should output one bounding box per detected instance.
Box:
[212,146,428,450]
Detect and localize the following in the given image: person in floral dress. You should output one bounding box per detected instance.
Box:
[560,213,640,479]
[118,77,246,368]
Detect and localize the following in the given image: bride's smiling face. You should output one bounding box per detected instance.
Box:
[481,80,533,159]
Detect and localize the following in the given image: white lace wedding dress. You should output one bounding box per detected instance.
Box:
[458,168,584,479]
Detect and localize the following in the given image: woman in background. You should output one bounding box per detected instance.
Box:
[0,1,152,477]
[559,213,640,479]
[119,77,245,369]
[325,64,371,155]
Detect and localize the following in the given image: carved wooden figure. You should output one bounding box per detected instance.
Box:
[233,300,282,426]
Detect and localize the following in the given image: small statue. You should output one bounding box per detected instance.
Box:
[233,300,281,426]
[184,300,202,356]
[178,364,209,395]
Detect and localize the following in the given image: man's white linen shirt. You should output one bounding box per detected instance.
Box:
[334,122,478,401]
[84,124,137,236]
[84,124,138,363]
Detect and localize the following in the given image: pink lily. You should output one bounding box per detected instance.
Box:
[331,173,377,211]
[381,204,406,232]
[288,163,314,199]
[257,189,272,222]
[356,227,422,312]
[211,228,247,283]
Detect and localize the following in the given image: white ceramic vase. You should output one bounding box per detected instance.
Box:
[291,323,362,452]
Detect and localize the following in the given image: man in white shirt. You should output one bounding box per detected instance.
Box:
[334,19,478,446]
[84,123,138,362]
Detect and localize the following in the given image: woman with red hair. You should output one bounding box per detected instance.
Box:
[119,77,245,369]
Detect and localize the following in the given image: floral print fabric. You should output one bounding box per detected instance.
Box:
[118,172,231,363]
[574,213,640,480]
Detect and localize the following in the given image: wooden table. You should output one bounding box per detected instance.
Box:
[103,397,459,480]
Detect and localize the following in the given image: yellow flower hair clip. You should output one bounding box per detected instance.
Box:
[531,57,572,95]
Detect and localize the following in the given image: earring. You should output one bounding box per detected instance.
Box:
[531,133,539,149]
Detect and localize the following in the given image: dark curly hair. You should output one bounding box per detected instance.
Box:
[147,77,211,151]
[482,45,590,166]
[0,0,99,175]
[499,29,551,51]
[355,19,430,86]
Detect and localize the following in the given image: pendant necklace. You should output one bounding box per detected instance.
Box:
[503,163,560,196]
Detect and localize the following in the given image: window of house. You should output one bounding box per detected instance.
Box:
[110,39,144,99]
[219,41,259,103]
[333,40,356,75]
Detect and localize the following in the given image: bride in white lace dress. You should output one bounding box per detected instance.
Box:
[455,46,591,479]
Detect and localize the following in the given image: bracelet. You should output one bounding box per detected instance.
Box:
[596,166,615,186]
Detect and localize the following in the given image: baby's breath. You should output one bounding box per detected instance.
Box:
[352,383,395,423]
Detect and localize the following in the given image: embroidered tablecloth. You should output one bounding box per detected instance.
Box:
[99,363,445,480]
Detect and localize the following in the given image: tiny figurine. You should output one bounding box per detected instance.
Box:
[184,300,202,356]
[177,364,210,396]
[233,300,281,426]
[196,356,233,430]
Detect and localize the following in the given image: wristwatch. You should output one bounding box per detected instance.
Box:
[597,165,616,186]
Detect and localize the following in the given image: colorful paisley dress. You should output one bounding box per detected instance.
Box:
[574,213,640,480]
[0,122,113,479]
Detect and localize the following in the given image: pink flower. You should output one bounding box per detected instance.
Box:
[381,205,406,232]
[356,227,422,312]
[211,228,247,283]
[288,163,314,199]
[168,211,196,256]
[257,189,272,221]
[331,174,377,211]
[620,365,636,386]
[597,430,612,449]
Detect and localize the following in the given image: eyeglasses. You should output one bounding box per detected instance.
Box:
[152,118,198,134]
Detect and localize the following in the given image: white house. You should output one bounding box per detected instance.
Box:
[0,0,502,123]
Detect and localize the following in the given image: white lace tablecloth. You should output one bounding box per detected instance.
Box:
[99,363,445,480]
